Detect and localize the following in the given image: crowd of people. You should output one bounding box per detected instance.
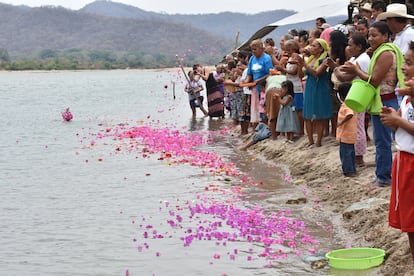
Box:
[182,1,414,264]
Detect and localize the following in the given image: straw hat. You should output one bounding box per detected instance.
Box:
[377,3,414,20]
[359,3,372,13]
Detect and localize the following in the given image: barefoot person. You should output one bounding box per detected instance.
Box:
[275,80,300,142]
[195,64,225,119]
[184,70,208,117]
[296,38,332,147]
[239,122,271,151]
[380,41,414,264]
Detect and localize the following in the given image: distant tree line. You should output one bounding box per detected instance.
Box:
[0,48,211,70]
[0,46,227,71]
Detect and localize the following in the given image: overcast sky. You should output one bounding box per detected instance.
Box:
[0,0,345,14]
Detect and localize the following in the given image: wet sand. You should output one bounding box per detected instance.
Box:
[234,129,414,276]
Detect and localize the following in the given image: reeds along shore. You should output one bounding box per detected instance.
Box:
[235,129,413,275]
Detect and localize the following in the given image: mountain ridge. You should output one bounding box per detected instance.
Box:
[0,1,348,69]
[0,2,233,65]
[79,1,297,43]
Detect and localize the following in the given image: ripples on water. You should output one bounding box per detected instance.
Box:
[0,70,351,276]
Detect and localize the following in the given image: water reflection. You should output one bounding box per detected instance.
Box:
[187,116,227,132]
[208,117,226,131]
[188,116,207,131]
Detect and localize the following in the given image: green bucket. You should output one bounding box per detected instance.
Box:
[345,79,377,112]
[326,247,385,270]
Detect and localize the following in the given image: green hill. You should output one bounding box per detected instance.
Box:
[0,3,233,68]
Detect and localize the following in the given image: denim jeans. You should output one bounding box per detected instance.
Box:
[371,98,399,184]
[339,142,356,175]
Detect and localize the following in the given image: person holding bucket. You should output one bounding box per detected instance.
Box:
[341,21,403,188]
[335,33,370,167]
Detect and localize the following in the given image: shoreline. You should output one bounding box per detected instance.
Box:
[235,129,413,275]
[0,68,177,74]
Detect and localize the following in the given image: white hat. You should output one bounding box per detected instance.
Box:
[359,3,372,13]
[321,23,331,30]
[376,3,414,20]
[333,24,349,36]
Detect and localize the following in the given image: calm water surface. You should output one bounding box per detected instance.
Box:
[0,70,373,276]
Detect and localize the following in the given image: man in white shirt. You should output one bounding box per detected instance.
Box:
[377,3,414,103]
[377,3,414,54]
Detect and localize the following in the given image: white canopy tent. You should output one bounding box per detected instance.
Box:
[234,0,351,53]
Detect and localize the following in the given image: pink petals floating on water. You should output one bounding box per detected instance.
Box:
[61,107,73,121]
[84,121,321,267]
[92,124,239,176]
[134,198,319,265]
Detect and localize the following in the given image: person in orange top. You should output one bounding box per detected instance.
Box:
[336,82,358,177]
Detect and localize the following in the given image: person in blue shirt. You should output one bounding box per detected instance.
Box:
[242,39,273,128]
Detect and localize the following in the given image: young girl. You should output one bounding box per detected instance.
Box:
[257,79,268,124]
[276,80,300,142]
[277,39,304,136]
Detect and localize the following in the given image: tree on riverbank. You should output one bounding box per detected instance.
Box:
[0,48,212,70]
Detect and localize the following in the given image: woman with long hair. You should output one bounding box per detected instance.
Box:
[335,33,370,167]
[326,30,349,138]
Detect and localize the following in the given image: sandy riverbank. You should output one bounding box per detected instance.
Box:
[233,129,413,275]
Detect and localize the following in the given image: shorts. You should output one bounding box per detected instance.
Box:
[189,96,203,108]
[293,92,303,111]
[252,122,271,143]
[389,151,414,232]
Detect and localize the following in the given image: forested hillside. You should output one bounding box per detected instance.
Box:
[80,1,296,43]
[0,3,233,69]
[0,1,346,70]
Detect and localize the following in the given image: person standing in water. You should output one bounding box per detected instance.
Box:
[184,70,208,117]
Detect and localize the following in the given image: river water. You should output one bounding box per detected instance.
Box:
[0,70,377,276]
